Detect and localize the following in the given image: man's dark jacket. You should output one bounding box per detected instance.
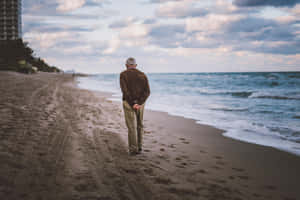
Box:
[120,68,150,107]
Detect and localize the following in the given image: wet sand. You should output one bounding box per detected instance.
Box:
[0,71,299,200]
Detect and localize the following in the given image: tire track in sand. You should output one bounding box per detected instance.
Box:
[11,76,72,200]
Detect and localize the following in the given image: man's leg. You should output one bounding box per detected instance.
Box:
[123,101,138,153]
[136,104,145,152]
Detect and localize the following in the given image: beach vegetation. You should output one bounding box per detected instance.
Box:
[0,39,61,74]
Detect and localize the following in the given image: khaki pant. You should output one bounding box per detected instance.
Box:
[123,101,145,153]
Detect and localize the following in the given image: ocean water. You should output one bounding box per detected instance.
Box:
[77,72,300,156]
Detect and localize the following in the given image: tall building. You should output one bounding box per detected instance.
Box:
[0,0,22,40]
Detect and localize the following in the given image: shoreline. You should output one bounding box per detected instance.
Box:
[75,77,300,158]
[75,77,300,199]
[0,71,299,200]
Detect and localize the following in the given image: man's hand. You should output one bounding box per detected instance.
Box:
[133,104,141,110]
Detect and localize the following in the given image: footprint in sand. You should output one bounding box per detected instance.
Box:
[181,155,188,159]
[103,139,109,143]
[264,185,277,191]
[123,168,138,174]
[143,168,155,176]
[176,164,185,169]
[198,169,208,174]
[214,179,227,184]
[199,150,207,154]
[214,155,223,159]
[211,165,222,170]
[232,167,245,172]
[179,138,190,144]
[157,155,168,160]
[216,161,226,166]
[154,177,174,185]
[168,187,198,196]
[160,148,165,152]
[252,193,261,198]
[38,152,47,157]
[74,184,87,192]
[181,162,187,166]
[74,182,97,192]
[175,157,182,161]
[144,149,151,152]
[138,157,146,161]
[237,175,250,180]
[105,158,113,163]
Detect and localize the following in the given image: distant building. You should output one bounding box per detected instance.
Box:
[0,0,22,40]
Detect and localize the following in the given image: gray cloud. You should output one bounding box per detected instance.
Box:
[233,0,300,7]
[22,0,112,60]
[149,24,186,48]
[154,0,256,19]
[145,15,300,55]
[21,0,300,71]
[24,22,96,34]
[234,41,300,55]
[23,0,111,23]
[225,17,299,41]
[149,24,185,37]
[85,0,111,7]
[23,0,111,15]
[156,6,209,18]
[222,17,300,54]
[227,17,277,33]
[23,0,57,15]
[143,18,157,24]
[109,21,130,29]
[148,0,182,3]
[109,18,157,29]
[181,34,221,49]
[109,18,138,29]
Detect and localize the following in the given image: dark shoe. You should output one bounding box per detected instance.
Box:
[138,147,142,152]
[129,151,139,156]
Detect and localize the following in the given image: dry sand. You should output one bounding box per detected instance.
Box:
[0,71,299,200]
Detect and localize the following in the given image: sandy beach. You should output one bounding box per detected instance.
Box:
[0,71,299,200]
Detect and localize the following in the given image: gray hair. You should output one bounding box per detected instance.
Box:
[126,57,137,65]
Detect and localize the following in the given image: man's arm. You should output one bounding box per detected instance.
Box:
[120,73,134,106]
[137,75,150,105]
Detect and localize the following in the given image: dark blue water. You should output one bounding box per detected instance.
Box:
[78,72,300,156]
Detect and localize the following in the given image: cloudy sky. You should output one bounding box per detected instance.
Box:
[23,0,300,73]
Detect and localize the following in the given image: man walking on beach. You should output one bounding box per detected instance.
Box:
[120,57,150,155]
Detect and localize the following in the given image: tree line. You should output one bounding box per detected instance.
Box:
[0,39,61,73]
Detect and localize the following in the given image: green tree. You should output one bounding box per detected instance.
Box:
[0,39,61,73]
